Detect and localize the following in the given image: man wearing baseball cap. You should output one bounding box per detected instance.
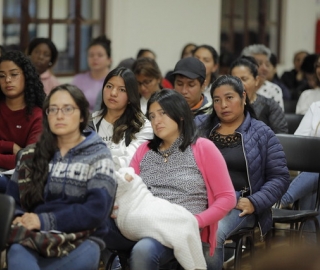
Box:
[172,57,212,118]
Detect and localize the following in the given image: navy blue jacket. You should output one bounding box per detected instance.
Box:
[196,113,290,236]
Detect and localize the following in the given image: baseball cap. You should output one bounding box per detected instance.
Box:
[172,57,206,80]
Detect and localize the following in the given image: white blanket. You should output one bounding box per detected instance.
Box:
[114,167,207,270]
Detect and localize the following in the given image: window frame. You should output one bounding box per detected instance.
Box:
[2,0,107,76]
[221,0,283,59]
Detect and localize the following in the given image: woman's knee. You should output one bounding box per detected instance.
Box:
[131,237,160,260]
[130,237,174,269]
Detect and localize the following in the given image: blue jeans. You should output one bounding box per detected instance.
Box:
[281,172,319,242]
[7,239,100,270]
[0,174,9,193]
[211,208,256,270]
[104,217,214,269]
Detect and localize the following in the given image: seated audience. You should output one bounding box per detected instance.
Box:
[104,89,236,269]
[241,44,284,110]
[26,37,60,95]
[5,84,116,270]
[172,57,212,119]
[197,75,290,269]
[296,54,320,114]
[193,44,219,102]
[281,50,309,99]
[72,35,111,112]
[89,66,153,171]
[230,56,288,134]
[0,51,45,192]
[132,57,163,114]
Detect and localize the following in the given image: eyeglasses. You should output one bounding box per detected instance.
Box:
[137,79,154,87]
[46,105,79,116]
[0,73,21,82]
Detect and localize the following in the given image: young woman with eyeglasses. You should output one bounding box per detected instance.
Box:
[132,57,163,114]
[90,67,153,171]
[6,84,116,270]
[0,51,45,192]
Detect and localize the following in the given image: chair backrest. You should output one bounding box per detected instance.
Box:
[276,134,320,210]
[284,113,304,134]
[284,100,298,113]
[0,194,15,251]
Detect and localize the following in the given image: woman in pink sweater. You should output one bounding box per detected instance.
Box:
[105,89,236,269]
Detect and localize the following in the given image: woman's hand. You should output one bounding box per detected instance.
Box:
[16,213,41,230]
[12,216,22,225]
[236,197,255,217]
[111,205,118,219]
[13,143,21,155]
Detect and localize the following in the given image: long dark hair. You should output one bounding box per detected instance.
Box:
[99,67,145,145]
[200,75,256,137]
[146,89,197,152]
[23,84,89,210]
[0,50,46,115]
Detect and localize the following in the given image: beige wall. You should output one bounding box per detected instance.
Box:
[107,0,221,75]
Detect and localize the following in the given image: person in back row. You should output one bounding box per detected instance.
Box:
[72,35,112,112]
[27,37,60,95]
[230,56,288,134]
[241,44,284,110]
[172,57,212,120]
[132,57,163,114]
[193,44,219,102]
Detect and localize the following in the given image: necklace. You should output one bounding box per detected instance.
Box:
[158,146,172,163]
[162,152,170,163]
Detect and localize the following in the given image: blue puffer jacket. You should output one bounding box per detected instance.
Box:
[196,113,290,237]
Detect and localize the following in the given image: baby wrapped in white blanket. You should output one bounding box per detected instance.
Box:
[114,167,207,270]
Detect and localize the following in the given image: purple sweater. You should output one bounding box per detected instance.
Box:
[71,72,104,112]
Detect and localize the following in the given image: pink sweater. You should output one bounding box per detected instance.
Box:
[130,137,236,255]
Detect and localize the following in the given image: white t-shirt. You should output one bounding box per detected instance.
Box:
[94,115,153,171]
[140,96,148,115]
[296,88,320,115]
[295,101,320,137]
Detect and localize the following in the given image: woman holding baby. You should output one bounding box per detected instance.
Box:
[105,89,236,269]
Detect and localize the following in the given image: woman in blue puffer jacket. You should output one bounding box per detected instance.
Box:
[196,75,290,270]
